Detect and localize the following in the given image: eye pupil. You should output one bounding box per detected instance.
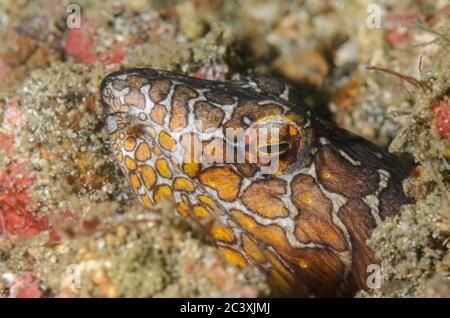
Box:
[258,142,290,155]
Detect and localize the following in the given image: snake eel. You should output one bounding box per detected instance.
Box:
[100,68,413,297]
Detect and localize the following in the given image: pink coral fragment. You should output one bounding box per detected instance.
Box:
[432,97,450,141]
[10,273,43,298]
[64,18,126,67]
[64,19,97,65]
[0,162,57,241]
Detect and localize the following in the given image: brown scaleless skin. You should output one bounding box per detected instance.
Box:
[100,68,414,297]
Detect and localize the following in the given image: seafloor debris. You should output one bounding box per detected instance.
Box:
[0,0,449,298]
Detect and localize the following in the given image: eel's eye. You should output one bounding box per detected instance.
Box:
[244,116,303,174]
[257,142,291,156]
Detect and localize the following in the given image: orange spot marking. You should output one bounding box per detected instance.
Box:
[110,133,117,141]
[153,144,161,156]
[219,247,247,267]
[124,136,137,151]
[129,172,141,192]
[193,101,225,131]
[177,194,191,216]
[241,234,266,264]
[124,155,137,170]
[169,85,196,130]
[298,258,308,268]
[241,179,289,218]
[155,158,173,179]
[158,131,176,151]
[321,170,331,179]
[117,151,123,161]
[150,104,167,125]
[265,250,295,284]
[138,165,157,190]
[300,192,313,205]
[153,185,173,203]
[268,268,291,294]
[231,209,291,254]
[124,90,145,109]
[197,195,218,209]
[173,177,195,192]
[176,201,191,216]
[182,162,201,178]
[118,132,126,140]
[169,115,188,130]
[193,205,209,218]
[113,143,119,150]
[149,79,171,103]
[212,224,235,243]
[198,167,242,202]
[135,142,151,162]
[140,195,154,209]
[291,173,348,252]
